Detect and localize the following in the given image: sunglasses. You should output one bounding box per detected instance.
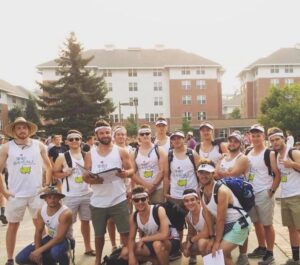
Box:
[133,197,147,203]
[139,133,150,137]
[68,138,81,142]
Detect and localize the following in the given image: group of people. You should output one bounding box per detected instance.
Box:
[0,116,299,265]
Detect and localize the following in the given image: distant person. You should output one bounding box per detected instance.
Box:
[154,117,171,153]
[286,130,295,149]
[186,131,197,150]
[48,135,68,165]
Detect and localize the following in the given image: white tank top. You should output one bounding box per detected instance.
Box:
[277,152,300,198]
[202,182,244,223]
[170,155,198,199]
[247,148,273,193]
[7,140,43,197]
[199,144,222,165]
[186,208,205,232]
[61,152,92,197]
[135,145,162,189]
[155,137,170,153]
[41,204,71,238]
[90,145,126,207]
[137,205,160,235]
[219,153,244,179]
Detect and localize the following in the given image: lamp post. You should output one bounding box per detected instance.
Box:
[118,102,130,125]
[133,98,138,126]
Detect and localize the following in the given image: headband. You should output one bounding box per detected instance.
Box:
[268,132,284,141]
[95,126,111,133]
[138,128,151,134]
[183,193,199,199]
[132,192,148,199]
[155,120,167,126]
[67,133,82,139]
[113,127,126,139]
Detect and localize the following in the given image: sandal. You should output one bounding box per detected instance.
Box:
[84,250,96,256]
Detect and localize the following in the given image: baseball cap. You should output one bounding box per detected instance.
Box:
[199,122,214,130]
[187,131,193,136]
[170,131,185,139]
[197,163,215,173]
[228,132,242,142]
[249,124,265,133]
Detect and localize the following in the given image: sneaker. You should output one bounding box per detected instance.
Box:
[5,260,14,265]
[189,256,197,265]
[258,255,275,265]
[169,250,182,261]
[0,215,8,225]
[248,247,267,258]
[281,259,300,265]
[236,254,249,265]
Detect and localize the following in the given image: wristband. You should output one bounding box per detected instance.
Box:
[269,188,276,194]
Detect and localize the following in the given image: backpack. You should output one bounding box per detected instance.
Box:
[213,178,255,212]
[195,137,225,155]
[275,148,300,173]
[133,200,186,232]
[244,147,273,176]
[134,144,160,160]
[63,150,86,192]
[101,247,128,265]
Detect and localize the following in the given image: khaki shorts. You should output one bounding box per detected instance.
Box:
[149,188,164,204]
[90,200,129,237]
[249,190,275,226]
[6,195,43,223]
[64,193,92,222]
[281,195,300,229]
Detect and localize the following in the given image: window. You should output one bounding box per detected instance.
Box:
[153,69,162,76]
[285,78,294,85]
[145,113,162,122]
[285,65,293,73]
[128,69,137,77]
[196,67,205,75]
[129,97,138,106]
[129,82,138,91]
[107,82,113,92]
[181,67,190,75]
[197,112,206,121]
[103,69,112,77]
[183,112,192,121]
[154,97,163,106]
[181,80,191,90]
[154,82,162,91]
[12,97,16,103]
[109,114,119,123]
[197,95,206,104]
[270,65,279,73]
[219,129,227,138]
[182,95,192,105]
[130,113,137,120]
[270,79,279,86]
[196,80,206,89]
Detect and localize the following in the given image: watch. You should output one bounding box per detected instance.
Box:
[270,188,276,194]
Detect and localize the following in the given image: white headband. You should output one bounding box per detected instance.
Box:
[268,132,284,141]
[67,133,82,139]
[113,127,126,139]
[132,192,148,199]
[155,120,167,126]
[183,193,199,199]
[95,126,112,133]
[138,128,151,134]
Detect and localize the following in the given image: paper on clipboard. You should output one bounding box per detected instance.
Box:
[75,163,122,184]
[203,250,225,265]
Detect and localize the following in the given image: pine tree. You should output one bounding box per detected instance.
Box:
[38,32,115,137]
[8,106,24,122]
[24,95,41,126]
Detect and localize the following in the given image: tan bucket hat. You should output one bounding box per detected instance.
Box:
[4,117,38,138]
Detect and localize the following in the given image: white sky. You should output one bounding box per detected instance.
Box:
[0,0,299,94]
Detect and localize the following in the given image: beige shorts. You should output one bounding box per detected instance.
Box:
[281,195,300,229]
[149,188,164,204]
[249,190,275,226]
[6,195,43,223]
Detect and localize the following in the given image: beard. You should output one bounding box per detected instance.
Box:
[15,132,29,140]
[228,146,240,153]
[98,136,112,145]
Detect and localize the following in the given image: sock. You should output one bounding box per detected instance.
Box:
[292,246,299,261]
[0,207,4,216]
[263,250,273,260]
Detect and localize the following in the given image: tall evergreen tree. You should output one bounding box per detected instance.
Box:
[8,106,24,122]
[38,32,115,136]
[24,95,41,126]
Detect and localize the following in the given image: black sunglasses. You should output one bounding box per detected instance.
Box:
[133,197,147,203]
[139,132,150,137]
[68,137,80,142]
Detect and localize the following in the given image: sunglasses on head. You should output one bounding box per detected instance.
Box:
[139,132,150,137]
[68,137,80,142]
[133,197,147,203]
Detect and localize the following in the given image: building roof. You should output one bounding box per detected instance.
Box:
[37,48,223,69]
[0,79,31,99]
[239,45,300,76]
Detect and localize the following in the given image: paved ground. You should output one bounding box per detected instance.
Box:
[0,200,292,264]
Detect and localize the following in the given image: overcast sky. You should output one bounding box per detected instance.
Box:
[0,0,299,94]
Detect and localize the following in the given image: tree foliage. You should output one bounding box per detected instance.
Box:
[180,117,193,135]
[125,117,138,137]
[229,107,241,119]
[37,32,115,137]
[24,95,41,126]
[8,106,24,122]
[259,84,300,140]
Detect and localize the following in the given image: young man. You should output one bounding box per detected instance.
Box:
[48,135,68,165]
[0,117,52,265]
[268,127,300,265]
[126,186,180,265]
[133,124,167,204]
[83,119,134,265]
[53,129,94,256]
[154,117,171,153]
[246,124,280,265]
[186,131,197,150]
[15,186,73,265]
[198,163,252,265]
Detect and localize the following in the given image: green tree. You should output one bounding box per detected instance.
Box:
[259,84,300,140]
[229,107,241,119]
[125,117,138,137]
[8,106,24,122]
[24,95,41,126]
[181,117,193,135]
[38,32,115,137]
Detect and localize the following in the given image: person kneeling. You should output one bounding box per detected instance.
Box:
[16,186,73,265]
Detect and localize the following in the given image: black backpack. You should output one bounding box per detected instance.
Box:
[134,144,160,160]
[195,137,225,154]
[101,247,128,265]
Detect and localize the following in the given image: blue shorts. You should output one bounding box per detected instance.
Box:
[145,239,180,256]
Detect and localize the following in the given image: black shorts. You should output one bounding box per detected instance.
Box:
[144,239,180,256]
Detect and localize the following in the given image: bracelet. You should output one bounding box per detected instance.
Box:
[269,188,276,194]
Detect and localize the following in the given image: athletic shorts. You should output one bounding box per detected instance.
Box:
[6,195,43,223]
[90,199,129,237]
[63,193,92,222]
[145,239,180,256]
[150,188,164,204]
[249,190,275,226]
[281,195,300,229]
